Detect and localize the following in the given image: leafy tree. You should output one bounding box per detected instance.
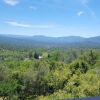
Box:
[70,60,89,74]
[80,50,98,66]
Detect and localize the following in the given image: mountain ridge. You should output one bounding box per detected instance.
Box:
[0,34,100,48]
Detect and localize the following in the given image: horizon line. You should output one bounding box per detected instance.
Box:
[0,33,100,38]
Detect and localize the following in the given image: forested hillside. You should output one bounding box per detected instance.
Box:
[0,35,100,48]
[0,44,100,100]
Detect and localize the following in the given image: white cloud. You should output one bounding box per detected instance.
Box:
[29,6,37,10]
[77,11,84,16]
[5,21,31,27]
[3,0,19,6]
[5,21,55,28]
[79,0,97,19]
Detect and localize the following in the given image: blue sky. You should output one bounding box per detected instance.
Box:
[0,0,100,37]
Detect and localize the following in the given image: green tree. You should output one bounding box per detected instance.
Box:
[70,60,89,74]
[34,51,39,59]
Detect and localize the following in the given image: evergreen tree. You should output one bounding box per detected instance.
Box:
[34,51,39,59]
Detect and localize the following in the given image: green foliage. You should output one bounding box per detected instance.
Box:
[70,60,89,74]
[0,80,18,97]
[80,50,99,66]
[0,47,100,99]
[34,51,40,59]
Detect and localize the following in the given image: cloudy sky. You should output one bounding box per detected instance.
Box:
[0,0,100,37]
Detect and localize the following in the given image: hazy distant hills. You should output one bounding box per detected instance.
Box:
[0,34,100,48]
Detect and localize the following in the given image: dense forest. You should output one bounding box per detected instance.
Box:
[0,44,100,100]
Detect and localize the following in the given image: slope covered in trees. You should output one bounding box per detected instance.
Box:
[0,45,100,100]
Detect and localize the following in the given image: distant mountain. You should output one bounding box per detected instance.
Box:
[0,34,100,48]
[87,36,100,43]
